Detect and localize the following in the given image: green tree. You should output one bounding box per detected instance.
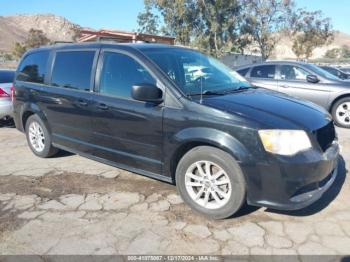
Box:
[12,29,50,59]
[137,3,160,35]
[140,0,247,57]
[324,48,341,59]
[138,0,334,60]
[147,0,199,45]
[25,29,50,48]
[12,42,27,59]
[341,45,350,58]
[4,53,13,61]
[195,0,245,57]
[291,9,333,59]
[241,0,294,60]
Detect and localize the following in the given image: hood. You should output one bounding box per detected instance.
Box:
[199,88,331,130]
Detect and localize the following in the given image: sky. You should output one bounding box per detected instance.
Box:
[0,0,349,34]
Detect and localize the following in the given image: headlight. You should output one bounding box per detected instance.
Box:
[258,130,312,156]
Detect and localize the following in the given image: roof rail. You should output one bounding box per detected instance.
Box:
[53,41,74,44]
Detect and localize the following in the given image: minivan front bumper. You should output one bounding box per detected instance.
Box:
[242,140,339,210]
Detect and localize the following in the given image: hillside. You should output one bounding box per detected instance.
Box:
[0,14,80,53]
[272,31,350,59]
[0,13,349,60]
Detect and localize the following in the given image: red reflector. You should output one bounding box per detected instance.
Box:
[0,87,10,98]
[10,85,15,102]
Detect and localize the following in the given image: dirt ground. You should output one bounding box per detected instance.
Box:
[0,124,349,255]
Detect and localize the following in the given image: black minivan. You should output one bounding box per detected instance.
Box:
[13,43,339,219]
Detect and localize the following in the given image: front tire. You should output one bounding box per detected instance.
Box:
[332,97,350,128]
[25,114,58,158]
[175,146,246,219]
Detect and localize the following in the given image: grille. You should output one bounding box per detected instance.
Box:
[315,122,336,152]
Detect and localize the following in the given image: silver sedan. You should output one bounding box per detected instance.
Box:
[236,61,350,128]
[0,69,15,120]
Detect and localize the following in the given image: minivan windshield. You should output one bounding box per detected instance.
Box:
[142,48,251,96]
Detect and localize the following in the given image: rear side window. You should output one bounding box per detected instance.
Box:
[237,68,249,77]
[16,51,49,84]
[51,51,95,91]
[99,52,155,98]
[251,65,276,79]
[0,71,15,83]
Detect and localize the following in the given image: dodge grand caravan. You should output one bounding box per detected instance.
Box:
[13,43,339,219]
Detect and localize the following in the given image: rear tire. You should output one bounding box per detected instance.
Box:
[175,146,246,219]
[332,97,350,128]
[25,114,58,158]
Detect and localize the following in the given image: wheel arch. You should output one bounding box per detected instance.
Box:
[329,93,350,112]
[20,103,49,132]
[167,127,251,183]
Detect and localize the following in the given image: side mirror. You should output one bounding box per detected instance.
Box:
[306,74,319,83]
[131,84,163,103]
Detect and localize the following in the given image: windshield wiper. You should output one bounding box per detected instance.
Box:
[190,90,226,96]
[188,86,255,98]
[220,86,255,94]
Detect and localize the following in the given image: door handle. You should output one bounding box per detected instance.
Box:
[280,85,290,88]
[98,103,109,110]
[78,100,88,106]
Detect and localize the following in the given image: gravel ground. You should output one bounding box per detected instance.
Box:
[0,126,349,255]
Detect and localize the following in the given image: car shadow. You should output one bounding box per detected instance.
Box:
[265,155,347,217]
[0,118,15,128]
[231,203,261,218]
[0,118,75,158]
[53,150,75,158]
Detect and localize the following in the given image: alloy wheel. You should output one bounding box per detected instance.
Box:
[185,160,232,209]
[28,121,45,152]
[336,102,350,126]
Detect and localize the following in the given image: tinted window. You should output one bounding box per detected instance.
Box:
[99,52,155,98]
[0,71,15,83]
[304,64,340,81]
[280,65,308,81]
[322,67,337,75]
[16,51,49,83]
[251,65,276,79]
[237,68,249,77]
[51,51,95,91]
[322,67,348,79]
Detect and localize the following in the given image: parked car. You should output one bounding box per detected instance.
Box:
[0,69,15,120]
[13,43,338,219]
[339,67,350,74]
[320,65,349,80]
[237,61,350,128]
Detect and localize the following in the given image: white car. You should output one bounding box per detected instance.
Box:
[0,69,15,120]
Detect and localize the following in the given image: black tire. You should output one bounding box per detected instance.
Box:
[332,97,350,128]
[25,114,59,158]
[175,146,246,219]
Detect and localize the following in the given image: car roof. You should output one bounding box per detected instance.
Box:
[236,60,311,70]
[24,42,189,55]
[0,69,15,72]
